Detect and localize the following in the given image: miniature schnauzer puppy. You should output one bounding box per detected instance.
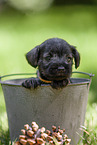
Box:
[22,38,80,89]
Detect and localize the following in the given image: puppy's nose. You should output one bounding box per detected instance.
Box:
[58,66,65,72]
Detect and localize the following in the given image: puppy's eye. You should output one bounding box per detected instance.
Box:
[67,57,72,63]
[45,56,51,61]
[53,54,57,57]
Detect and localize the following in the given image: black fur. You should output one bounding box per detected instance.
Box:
[22,38,80,89]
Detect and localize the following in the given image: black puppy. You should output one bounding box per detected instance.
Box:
[22,38,80,89]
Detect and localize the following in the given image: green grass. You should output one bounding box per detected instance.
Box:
[0,5,97,144]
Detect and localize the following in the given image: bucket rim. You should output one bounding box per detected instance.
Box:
[0,78,90,87]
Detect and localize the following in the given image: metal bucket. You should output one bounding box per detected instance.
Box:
[0,72,94,144]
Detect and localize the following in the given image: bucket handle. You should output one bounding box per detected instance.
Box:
[72,71,94,78]
[0,72,94,89]
[0,72,94,80]
[0,73,36,81]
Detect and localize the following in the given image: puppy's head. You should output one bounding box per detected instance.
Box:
[26,38,80,81]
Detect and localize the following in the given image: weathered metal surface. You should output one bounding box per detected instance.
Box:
[0,76,91,144]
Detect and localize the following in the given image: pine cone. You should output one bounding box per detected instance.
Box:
[14,122,71,145]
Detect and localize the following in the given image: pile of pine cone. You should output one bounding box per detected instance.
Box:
[15,122,71,145]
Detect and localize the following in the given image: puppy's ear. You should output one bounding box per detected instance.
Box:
[26,45,40,68]
[71,45,80,69]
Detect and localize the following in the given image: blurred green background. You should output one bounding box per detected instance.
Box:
[0,0,97,144]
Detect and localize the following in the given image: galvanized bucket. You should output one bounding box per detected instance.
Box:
[0,72,94,144]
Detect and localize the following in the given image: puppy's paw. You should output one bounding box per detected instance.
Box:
[51,79,69,89]
[22,78,41,89]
